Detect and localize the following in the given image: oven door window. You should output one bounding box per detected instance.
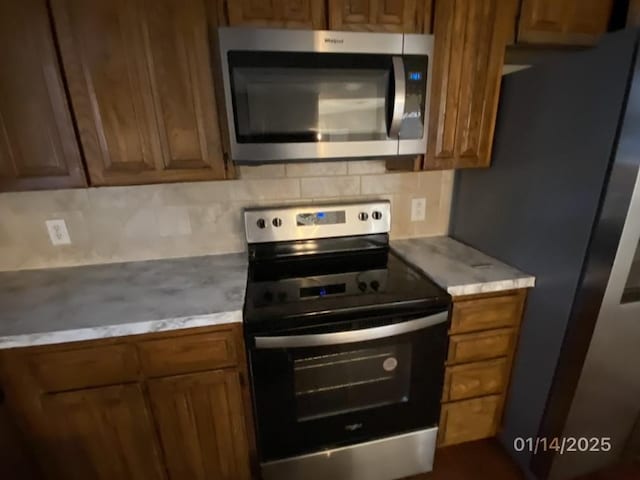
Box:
[249,314,448,462]
[228,52,392,143]
[294,344,411,422]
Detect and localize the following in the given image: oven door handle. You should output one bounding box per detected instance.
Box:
[253,311,448,349]
[388,56,406,139]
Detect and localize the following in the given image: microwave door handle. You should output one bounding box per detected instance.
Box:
[388,56,406,139]
[254,311,448,349]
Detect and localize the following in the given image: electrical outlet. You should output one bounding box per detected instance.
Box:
[46,219,71,245]
[411,198,426,222]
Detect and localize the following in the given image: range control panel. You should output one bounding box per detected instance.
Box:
[244,201,391,244]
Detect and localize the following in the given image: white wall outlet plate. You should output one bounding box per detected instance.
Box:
[46,219,71,245]
[411,198,426,222]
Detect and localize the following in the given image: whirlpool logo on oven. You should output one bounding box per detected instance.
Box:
[324,37,344,44]
[344,423,363,432]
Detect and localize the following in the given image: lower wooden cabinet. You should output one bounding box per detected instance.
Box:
[41,384,166,480]
[438,289,528,446]
[0,324,253,480]
[148,370,252,480]
[439,395,502,446]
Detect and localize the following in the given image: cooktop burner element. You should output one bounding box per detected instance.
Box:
[242,200,451,480]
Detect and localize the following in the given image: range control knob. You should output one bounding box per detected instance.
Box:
[370,280,380,292]
[272,217,283,227]
[357,281,367,292]
[358,212,369,221]
[277,292,287,302]
[372,210,383,220]
[256,218,266,229]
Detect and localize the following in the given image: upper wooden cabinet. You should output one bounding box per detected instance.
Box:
[50,0,226,186]
[328,0,431,33]
[518,0,614,45]
[426,0,512,170]
[0,0,86,192]
[225,0,326,29]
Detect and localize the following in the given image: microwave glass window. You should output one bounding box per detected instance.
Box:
[293,344,411,422]
[621,238,640,303]
[228,52,393,143]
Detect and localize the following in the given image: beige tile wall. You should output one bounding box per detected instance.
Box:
[0,160,454,271]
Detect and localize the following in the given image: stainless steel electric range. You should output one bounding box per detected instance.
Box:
[242,200,451,480]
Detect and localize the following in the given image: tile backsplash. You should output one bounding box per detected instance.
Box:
[0,161,454,271]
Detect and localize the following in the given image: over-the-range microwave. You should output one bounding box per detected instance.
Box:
[218,27,433,164]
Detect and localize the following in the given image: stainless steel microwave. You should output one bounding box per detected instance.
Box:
[218,28,433,163]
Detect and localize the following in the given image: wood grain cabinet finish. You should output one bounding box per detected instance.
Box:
[518,0,614,46]
[0,0,86,191]
[50,0,226,186]
[439,395,501,446]
[442,358,508,402]
[451,291,525,334]
[41,384,166,480]
[426,0,512,170]
[447,328,514,364]
[439,289,528,446]
[148,370,252,480]
[26,343,139,393]
[138,330,238,378]
[225,0,326,29]
[328,0,430,33]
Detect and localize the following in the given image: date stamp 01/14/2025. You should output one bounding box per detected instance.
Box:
[514,437,613,455]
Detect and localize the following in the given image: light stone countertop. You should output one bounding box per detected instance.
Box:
[391,236,535,297]
[0,236,533,349]
[0,253,247,349]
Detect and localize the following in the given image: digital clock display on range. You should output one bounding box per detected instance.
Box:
[296,210,346,226]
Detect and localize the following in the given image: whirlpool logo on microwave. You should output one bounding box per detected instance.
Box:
[324,37,344,44]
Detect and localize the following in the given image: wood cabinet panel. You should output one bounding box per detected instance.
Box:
[148,370,251,480]
[51,0,225,186]
[448,328,514,364]
[518,0,613,46]
[426,0,511,169]
[439,395,501,446]
[0,0,86,191]
[451,291,525,334]
[328,0,427,33]
[442,358,508,402]
[27,344,138,393]
[41,384,165,480]
[138,330,238,378]
[226,0,326,29]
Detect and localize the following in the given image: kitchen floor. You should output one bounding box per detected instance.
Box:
[405,439,524,479]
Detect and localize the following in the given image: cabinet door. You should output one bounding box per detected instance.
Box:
[51,0,226,186]
[148,370,251,480]
[328,0,429,33]
[518,0,613,46]
[41,384,165,480]
[0,0,85,191]
[226,0,326,29]
[426,0,511,170]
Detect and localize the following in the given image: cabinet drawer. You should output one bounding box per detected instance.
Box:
[451,292,524,334]
[138,330,238,377]
[448,328,513,364]
[439,395,501,446]
[442,358,508,402]
[27,344,139,392]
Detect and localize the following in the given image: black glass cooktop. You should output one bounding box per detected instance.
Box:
[243,235,450,334]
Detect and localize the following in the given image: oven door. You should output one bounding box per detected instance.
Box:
[247,309,449,462]
[218,28,430,163]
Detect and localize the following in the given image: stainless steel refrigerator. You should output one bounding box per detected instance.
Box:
[450,28,640,479]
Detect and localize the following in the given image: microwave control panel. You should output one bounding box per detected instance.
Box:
[400,55,428,140]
